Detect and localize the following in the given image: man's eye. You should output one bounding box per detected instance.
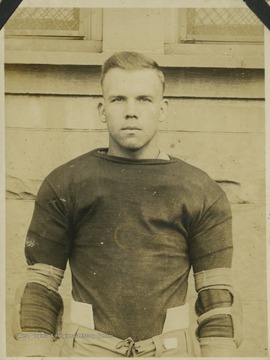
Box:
[112,97,124,102]
[139,98,151,102]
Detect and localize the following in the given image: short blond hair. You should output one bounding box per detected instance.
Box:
[101,51,165,92]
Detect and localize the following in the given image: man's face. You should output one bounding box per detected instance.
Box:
[99,68,168,158]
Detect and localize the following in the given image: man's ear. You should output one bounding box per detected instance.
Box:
[98,101,106,123]
[159,99,169,123]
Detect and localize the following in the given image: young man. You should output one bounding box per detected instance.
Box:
[13,51,242,357]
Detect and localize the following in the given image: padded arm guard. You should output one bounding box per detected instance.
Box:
[194,268,243,356]
[12,263,64,357]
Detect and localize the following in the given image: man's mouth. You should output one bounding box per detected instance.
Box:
[121,126,141,131]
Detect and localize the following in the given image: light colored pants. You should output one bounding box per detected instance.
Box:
[60,326,194,357]
[60,301,195,357]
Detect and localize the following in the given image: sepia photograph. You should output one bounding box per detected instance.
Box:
[1,0,269,358]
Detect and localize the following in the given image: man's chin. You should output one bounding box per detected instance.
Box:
[120,142,144,151]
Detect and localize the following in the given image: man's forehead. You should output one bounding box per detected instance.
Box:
[102,68,164,93]
[104,67,159,80]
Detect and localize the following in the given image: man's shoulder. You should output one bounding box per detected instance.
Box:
[45,148,101,181]
[170,155,211,180]
[170,155,223,195]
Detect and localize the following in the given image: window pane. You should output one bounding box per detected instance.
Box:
[5,8,81,36]
[186,8,263,42]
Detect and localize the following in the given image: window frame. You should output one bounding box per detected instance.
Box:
[5,8,86,38]
[4,8,103,41]
[177,8,264,44]
[3,1,265,69]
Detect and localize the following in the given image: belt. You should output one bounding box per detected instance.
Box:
[67,301,191,357]
[70,300,190,333]
[64,325,192,357]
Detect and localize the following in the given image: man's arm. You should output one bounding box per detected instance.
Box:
[13,174,72,356]
[189,189,243,356]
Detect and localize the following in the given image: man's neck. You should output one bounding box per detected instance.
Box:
[107,148,159,160]
[106,147,170,161]
[107,141,162,160]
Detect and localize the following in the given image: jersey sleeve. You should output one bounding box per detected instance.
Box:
[13,174,74,356]
[25,174,74,270]
[189,189,233,272]
[188,183,242,356]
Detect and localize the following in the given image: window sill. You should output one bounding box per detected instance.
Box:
[4,39,264,69]
[164,43,264,69]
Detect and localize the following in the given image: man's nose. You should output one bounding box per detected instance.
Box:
[125,99,138,118]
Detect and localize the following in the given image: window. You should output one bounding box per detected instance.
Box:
[183,8,264,43]
[4,7,264,68]
[5,7,103,41]
[165,8,264,46]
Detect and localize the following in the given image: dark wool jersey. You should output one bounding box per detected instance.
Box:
[25,148,233,342]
